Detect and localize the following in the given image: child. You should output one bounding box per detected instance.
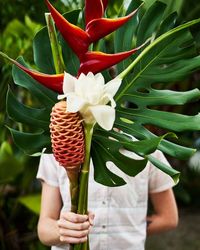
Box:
[37,149,178,250]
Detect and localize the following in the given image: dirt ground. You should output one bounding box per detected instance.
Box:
[146,207,200,250]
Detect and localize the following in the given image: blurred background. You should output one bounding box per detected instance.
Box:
[0,0,200,249]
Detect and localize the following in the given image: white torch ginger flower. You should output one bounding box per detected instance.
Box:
[58,72,122,130]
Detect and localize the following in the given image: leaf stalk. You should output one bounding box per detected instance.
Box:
[45,13,65,74]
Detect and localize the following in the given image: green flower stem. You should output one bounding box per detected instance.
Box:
[45,13,64,74]
[78,123,93,214]
[74,123,94,250]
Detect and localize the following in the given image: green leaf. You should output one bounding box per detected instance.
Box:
[147,155,180,184]
[92,143,127,187]
[92,128,178,186]
[115,0,142,52]
[6,87,50,129]
[7,128,51,155]
[33,27,56,74]
[159,139,196,160]
[120,134,176,156]
[117,107,200,132]
[94,129,175,156]
[136,1,166,45]
[114,0,142,73]
[18,194,41,214]
[120,88,200,107]
[143,0,184,16]
[118,18,200,82]
[114,119,196,160]
[92,140,148,187]
[140,55,200,83]
[156,12,178,37]
[91,131,148,187]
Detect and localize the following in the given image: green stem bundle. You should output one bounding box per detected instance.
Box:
[74,123,94,250]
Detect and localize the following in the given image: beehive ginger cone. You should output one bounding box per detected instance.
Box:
[50,101,85,213]
[50,100,85,171]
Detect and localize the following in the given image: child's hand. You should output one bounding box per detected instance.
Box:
[57,211,94,244]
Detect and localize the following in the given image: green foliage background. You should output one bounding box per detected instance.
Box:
[0,0,200,249]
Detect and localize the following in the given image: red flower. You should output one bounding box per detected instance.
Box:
[46,0,142,75]
[84,0,108,26]
[0,52,64,93]
[78,48,141,75]
[1,1,143,93]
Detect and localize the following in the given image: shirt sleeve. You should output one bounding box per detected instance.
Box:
[148,150,175,193]
[36,153,59,187]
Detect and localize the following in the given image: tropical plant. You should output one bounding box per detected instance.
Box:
[1,0,200,249]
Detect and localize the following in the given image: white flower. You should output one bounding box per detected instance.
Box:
[58,72,122,130]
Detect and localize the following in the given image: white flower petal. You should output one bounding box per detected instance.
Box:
[76,73,104,105]
[105,94,116,108]
[78,73,88,82]
[76,74,93,97]
[87,72,95,79]
[75,78,84,96]
[63,72,76,94]
[94,73,105,86]
[104,77,122,98]
[67,94,87,112]
[89,105,115,130]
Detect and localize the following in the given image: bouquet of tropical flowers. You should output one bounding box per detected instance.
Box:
[1,0,200,249]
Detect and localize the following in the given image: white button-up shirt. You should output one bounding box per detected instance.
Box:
[37,150,174,250]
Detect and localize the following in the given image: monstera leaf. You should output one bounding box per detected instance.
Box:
[91,2,200,186]
[4,1,200,187]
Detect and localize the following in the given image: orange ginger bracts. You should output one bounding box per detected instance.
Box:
[50,101,85,170]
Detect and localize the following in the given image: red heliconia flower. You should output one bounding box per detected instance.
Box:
[84,0,108,26]
[14,62,64,93]
[0,52,64,93]
[46,0,139,54]
[45,0,142,74]
[50,101,85,169]
[85,9,138,43]
[78,48,141,75]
